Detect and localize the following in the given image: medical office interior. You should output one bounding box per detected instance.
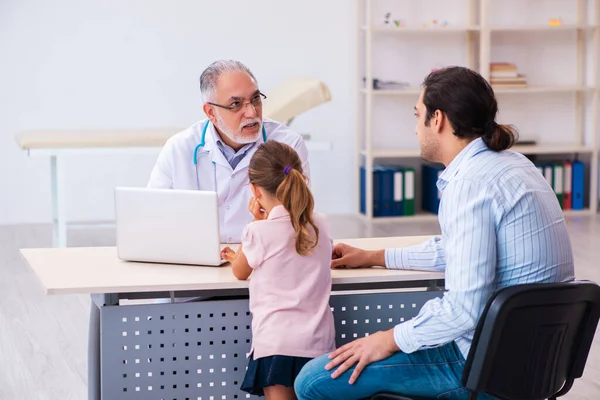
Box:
[2,0,600,399]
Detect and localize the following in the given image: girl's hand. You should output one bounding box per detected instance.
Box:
[248,197,268,221]
[221,246,237,263]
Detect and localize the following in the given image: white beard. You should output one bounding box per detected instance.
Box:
[215,112,262,145]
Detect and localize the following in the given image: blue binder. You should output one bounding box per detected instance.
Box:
[378,166,395,217]
[422,164,445,214]
[359,165,384,216]
[360,166,366,215]
[373,165,384,217]
[572,160,585,210]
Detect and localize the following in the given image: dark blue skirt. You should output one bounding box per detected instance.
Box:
[240,352,313,396]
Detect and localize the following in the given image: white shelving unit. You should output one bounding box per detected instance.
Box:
[356,0,600,222]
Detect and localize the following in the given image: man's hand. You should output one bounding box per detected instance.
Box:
[220,246,237,263]
[325,329,400,384]
[331,243,385,269]
[248,197,268,221]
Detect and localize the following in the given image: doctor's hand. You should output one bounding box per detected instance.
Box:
[220,247,237,263]
[331,243,384,269]
[325,329,400,384]
[248,197,268,221]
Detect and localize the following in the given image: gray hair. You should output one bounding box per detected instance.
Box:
[199,60,257,102]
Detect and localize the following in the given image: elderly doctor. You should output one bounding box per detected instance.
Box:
[147,60,310,243]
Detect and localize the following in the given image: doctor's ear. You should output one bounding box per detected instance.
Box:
[203,103,217,124]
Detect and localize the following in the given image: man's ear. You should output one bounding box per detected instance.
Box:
[433,109,446,134]
[203,103,217,125]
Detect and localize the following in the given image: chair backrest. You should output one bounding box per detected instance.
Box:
[462,281,600,400]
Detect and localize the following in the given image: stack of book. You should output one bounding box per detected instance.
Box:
[489,62,528,88]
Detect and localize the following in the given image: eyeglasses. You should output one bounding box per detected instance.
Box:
[207,92,266,113]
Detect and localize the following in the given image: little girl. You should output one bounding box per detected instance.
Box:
[221,141,335,400]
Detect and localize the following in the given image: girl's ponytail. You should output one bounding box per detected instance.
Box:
[276,167,319,256]
[248,141,319,256]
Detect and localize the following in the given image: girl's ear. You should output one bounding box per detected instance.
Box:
[249,183,260,199]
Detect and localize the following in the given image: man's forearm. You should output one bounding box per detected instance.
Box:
[385,237,446,271]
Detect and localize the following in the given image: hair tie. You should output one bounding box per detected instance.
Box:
[284,165,293,175]
[484,120,498,134]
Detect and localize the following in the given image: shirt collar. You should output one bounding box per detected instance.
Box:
[267,205,289,220]
[215,134,255,156]
[437,138,489,192]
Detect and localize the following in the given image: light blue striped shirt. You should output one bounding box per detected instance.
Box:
[386,138,575,358]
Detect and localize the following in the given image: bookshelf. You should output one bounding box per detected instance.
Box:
[356,0,600,221]
[361,144,595,159]
[489,24,597,32]
[361,25,482,32]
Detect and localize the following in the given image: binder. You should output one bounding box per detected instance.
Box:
[391,167,404,216]
[359,166,383,216]
[563,161,572,210]
[422,164,444,214]
[403,167,415,216]
[379,166,395,217]
[572,161,585,210]
[437,169,443,201]
[552,163,564,208]
[360,166,366,215]
[543,165,553,189]
[373,166,383,217]
[536,165,544,176]
[421,165,433,214]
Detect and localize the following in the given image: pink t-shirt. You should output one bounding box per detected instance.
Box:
[242,205,336,360]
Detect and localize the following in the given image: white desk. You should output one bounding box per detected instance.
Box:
[16,129,333,248]
[20,236,445,400]
[21,236,442,295]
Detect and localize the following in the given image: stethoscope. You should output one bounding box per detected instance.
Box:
[192,120,267,190]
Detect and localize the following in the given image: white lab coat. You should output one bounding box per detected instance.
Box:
[147,117,310,243]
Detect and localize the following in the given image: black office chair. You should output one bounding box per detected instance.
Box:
[370,281,600,400]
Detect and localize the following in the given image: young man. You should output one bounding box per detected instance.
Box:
[294,66,575,400]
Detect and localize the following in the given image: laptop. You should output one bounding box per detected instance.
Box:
[114,187,226,266]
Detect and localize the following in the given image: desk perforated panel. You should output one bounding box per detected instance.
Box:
[101,290,442,399]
